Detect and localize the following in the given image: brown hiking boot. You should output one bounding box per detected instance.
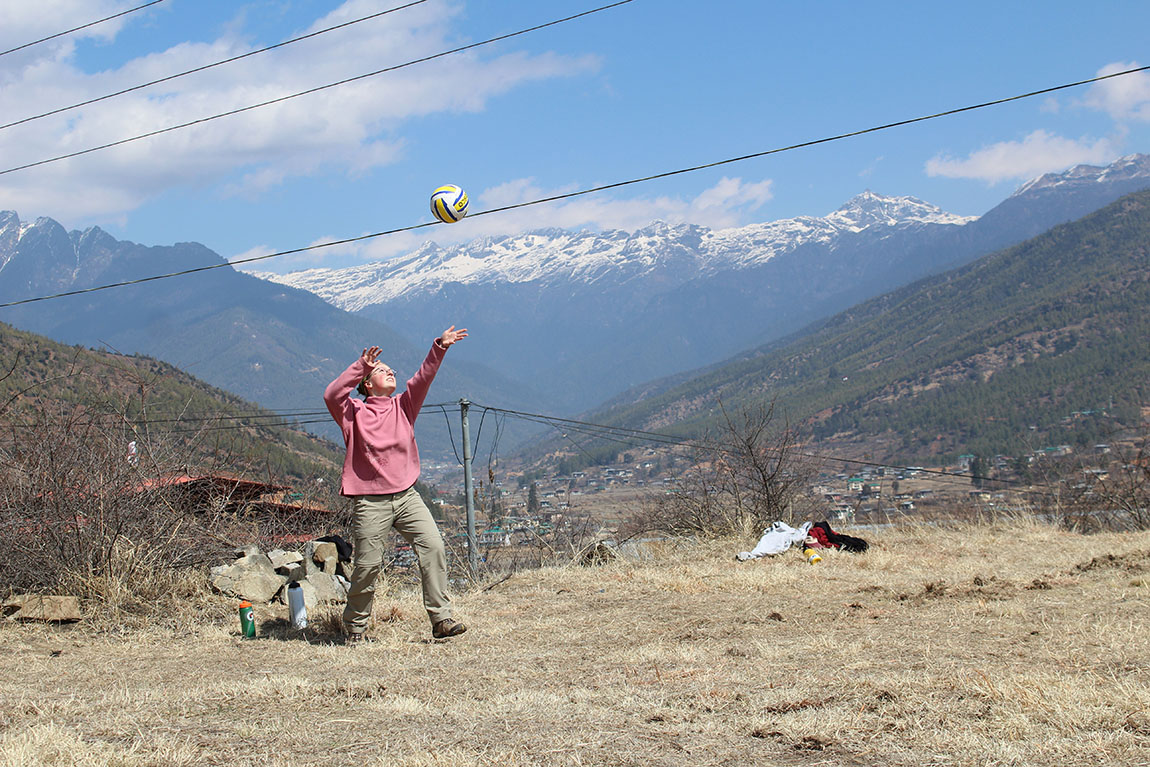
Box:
[432,619,467,639]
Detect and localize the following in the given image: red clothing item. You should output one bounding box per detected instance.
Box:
[808,525,835,549]
[324,340,446,496]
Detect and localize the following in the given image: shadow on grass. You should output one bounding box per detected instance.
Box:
[240,617,351,645]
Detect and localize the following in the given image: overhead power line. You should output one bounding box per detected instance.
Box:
[0,0,431,132]
[0,0,636,177]
[0,63,1145,312]
[473,402,1025,489]
[0,1,169,58]
[2,401,463,430]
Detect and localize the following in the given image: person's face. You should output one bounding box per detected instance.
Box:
[365,362,396,397]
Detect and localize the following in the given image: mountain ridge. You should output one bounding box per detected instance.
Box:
[1,153,1148,445]
[573,187,1150,464]
[256,190,973,310]
[251,155,1150,411]
[0,216,548,457]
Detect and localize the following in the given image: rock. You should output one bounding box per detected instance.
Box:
[210,552,285,603]
[280,562,305,582]
[268,549,304,571]
[234,544,261,559]
[312,542,339,574]
[306,571,350,606]
[293,579,319,610]
[211,540,355,605]
[302,542,321,576]
[2,595,82,622]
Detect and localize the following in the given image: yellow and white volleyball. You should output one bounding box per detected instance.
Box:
[430,184,469,223]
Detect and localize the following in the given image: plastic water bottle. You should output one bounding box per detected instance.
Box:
[803,547,822,564]
[238,600,256,637]
[287,582,307,630]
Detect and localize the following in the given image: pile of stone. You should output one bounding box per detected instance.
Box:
[209,539,351,610]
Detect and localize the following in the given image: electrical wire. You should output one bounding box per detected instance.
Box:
[471,405,488,457]
[475,403,720,450]
[0,1,168,58]
[487,410,505,473]
[478,404,990,495]
[0,0,431,133]
[0,400,459,429]
[157,417,332,435]
[1,63,1146,312]
[0,393,1059,493]
[0,0,636,177]
[472,402,1023,489]
[436,404,464,466]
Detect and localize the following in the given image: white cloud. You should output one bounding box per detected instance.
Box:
[474,175,772,233]
[0,1,600,222]
[229,244,276,266]
[858,156,884,178]
[924,130,1119,185]
[1083,61,1150,122]
[0,1,130,61]
[231,234,378,272]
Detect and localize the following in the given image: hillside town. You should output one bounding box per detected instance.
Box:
[412,429,1144,570]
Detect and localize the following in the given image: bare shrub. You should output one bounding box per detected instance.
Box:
[0,388,344,613]
[444,509,606,587]
[0,403,203,602]
[632,399,820,537]
[1028,437,1150,532]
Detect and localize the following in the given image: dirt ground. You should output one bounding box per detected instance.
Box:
[1,520,1148,766]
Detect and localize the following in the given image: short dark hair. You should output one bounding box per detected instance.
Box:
[356,377,370,397]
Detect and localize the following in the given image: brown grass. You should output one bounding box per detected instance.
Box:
[1,519,1148,766]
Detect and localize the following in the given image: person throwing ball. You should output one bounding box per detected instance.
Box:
[324,326,469,641]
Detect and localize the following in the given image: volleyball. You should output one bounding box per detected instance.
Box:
[430,184,469,223]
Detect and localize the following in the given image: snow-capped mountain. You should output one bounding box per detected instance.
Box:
[256,157,1150,412]
[977,154,1150,249]
[2,154,1146,427]
[1014,153,1150,196]
[0,213,543,454]
[0,211,21,271]
[253,191,982,411]
[262,191,972,312]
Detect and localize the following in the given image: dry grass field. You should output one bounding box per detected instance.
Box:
[1,519,1148,766]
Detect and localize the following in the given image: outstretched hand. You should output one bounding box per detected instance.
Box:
[439,326,468,348]
[361,346,381,366]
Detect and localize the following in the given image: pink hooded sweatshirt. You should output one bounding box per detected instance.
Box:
[324,340,446,496]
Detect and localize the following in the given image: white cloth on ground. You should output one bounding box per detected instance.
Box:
[736,521,812,560]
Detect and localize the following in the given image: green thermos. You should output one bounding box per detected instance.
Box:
[238,600,255,637]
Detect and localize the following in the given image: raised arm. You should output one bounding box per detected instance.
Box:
[401,327,468,420]
[324,347,378,421]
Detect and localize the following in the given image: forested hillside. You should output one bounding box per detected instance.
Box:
[0,322,342,482]
[581,189,1150,463]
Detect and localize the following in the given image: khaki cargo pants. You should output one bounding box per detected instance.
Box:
[343,486,452,634]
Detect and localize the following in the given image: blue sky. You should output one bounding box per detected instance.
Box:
[1,0,1148,274]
